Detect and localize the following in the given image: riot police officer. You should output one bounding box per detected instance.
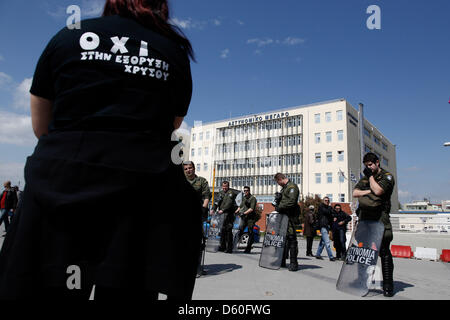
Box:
[353,152,395,297]
[274,173,300,271]
[183,161,210,276]
[211,181,237,253]
[235,186,257,253]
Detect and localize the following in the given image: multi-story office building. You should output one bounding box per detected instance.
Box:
[188,99,398,213]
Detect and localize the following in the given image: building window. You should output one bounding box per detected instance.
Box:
[205,147,209,155]
[199,132,203,141]
[315,173,321,184]
[337,130,344,141]
[315,153,321,163]
[339,193,345,202]
[326,172,332,183]
[326,194,333,202]
[191,149,195,157]
[192,133,196,142]
[325,112,331,122]
[206,131,210,140]
[203,163,208,171]
[374,135,380,145]
[336,110,343,121]
[197,163,201,170]
[326,152,332,162]
[382,142,388,151]
[326,131,332,142]
[338,150,344,162]
[364,144,371,153]
[198,148,202,156]
[382,157,389,167]
[338,172,345,183]
[315,133,321,144]
[314,113,320,124]
[364,127,371,138]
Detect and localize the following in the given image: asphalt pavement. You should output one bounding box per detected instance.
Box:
[192,235,450,300]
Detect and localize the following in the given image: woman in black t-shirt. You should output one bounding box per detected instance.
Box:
[0,0,202,300]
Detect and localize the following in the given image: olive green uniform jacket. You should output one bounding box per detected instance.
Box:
[354,168,395,240]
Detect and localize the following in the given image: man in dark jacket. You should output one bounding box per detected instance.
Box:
[331,204,351,260]
[315,197,335,261]
[0,181,18,233]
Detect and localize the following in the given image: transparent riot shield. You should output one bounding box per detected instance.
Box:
[231,214,245,252]
[206,212,227,253]
[336,220,385,296]
[259,212,289,270]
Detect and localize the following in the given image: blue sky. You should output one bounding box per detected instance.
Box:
[0,0,449,204]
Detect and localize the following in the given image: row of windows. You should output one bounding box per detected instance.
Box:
[314,110,343,123]
[216,173,303,189]
[215,135,302,154]
[312,193,346,203]
[191,147,209,157]
[192,131,210,142]
[364,127,388,151]
[315,130,344,143]
[215,154,303,170]
[217,116,303,138]
[315,151,345,163]
[315,172,346,184]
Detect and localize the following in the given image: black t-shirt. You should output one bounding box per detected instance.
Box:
[30,15,192,139]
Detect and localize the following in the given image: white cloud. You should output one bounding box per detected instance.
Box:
[220,48,230,59]
[0,162,25,188]
[170,17,223,30]
[13,78,32,111]
[282,37,306,45]
[0,72,13,88]
[247,36,306,49]
[247,38,274,47]
[81,0,104,17]
[0,111,36,146]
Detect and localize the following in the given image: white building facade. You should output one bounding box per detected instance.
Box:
[188,99,399,212]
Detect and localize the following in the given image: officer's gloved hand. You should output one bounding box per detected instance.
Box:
[363,167,373,178]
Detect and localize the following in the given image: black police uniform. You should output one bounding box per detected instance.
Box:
[0,15,202,300]
[354,168,395,296]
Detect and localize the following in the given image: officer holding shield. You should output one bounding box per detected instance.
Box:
[353,152,395,297]
[235,186,257,253]
[274,173,300,271]
[212,181,237,253]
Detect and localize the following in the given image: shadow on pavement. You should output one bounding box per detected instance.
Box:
[297,264,322,271]
[202,264,243,277]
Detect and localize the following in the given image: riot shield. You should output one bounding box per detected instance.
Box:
[231,214,244,252]
[206,212,227,253]
[336,220,385,296]
[259,212,289,269]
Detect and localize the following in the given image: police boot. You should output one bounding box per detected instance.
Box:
[281,244,288,268]
[381,251,394,297]
[288,236,298,272]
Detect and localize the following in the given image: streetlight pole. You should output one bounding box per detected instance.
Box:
[358,103,365,177]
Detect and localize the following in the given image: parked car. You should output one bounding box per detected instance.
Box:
[203,220,260,248]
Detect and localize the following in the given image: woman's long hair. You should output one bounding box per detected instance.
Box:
[103,0,195,61]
